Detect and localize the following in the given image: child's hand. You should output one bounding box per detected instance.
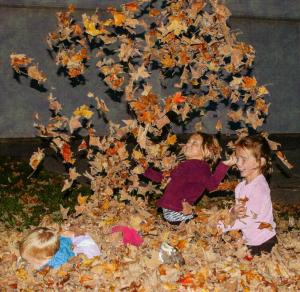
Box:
[163,170,170,178]
[223,155,237,167]
[230,203,246,224]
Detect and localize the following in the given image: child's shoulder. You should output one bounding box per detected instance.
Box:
[237,175,270,193]
[180,159,208,169]
[253,174,269,188]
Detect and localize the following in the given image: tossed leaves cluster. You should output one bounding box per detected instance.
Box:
[10,0,275,196]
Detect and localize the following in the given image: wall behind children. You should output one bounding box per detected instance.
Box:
[0,0,300,137]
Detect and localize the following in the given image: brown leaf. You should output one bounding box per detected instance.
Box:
[258,222,273,230]
[27,65,47,84]
[29,148,45,171]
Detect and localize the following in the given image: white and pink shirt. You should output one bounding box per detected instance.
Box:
[219,174,276,246]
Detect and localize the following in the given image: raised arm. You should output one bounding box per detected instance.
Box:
[205,162,229,192]
[143,167,164,183]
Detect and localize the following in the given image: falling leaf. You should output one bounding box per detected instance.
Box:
[276,151,293,169]
[113,12,126,26]
[78,139,87,151]
[69,116,82,133]
[10,53,32,72]
[73,105,94,119]
[27,65,47,84]
[29,148,45,171]
[123,2,139,12]
[95,97,109,113]
[215,120,222,132]
[242,76,257,90]
[257,86,269,96]
[61,142,75,164]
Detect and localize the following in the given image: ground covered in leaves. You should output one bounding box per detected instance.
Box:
[0,160,299,291]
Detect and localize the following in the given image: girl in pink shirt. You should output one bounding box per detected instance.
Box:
[218,135,277,256]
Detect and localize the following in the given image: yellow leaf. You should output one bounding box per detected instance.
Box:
[132,149,143,160]
[16,268,28,280]
[73,105,94,119]
[82,14,104,36]
[77,193,88,206]
[113,12,125,26]
[161,54,175,68]
[166,134,177,145]
[257,86,269,96]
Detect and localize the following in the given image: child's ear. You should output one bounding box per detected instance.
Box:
[260,157,266,166]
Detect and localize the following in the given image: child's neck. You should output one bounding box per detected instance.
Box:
[186,155,203,160]
[245,172,262,184]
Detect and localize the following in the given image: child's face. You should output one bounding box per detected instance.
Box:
[236,147,262,183]
[184,135,205,159]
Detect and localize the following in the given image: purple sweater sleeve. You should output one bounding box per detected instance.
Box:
[143,167,163,183]
[205,162,229,192]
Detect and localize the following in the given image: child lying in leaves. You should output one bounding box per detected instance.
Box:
[19,227,101,269]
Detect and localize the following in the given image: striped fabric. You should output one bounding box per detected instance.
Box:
[162,208,194,223]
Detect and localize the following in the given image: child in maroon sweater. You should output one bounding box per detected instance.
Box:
[144,133,235,224]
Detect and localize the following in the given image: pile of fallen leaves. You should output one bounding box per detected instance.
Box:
[0,195,299,290]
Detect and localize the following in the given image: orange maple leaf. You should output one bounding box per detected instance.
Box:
[10,54,32,72]
[172,92,186,103]
[78,139,87,151]
[149,8,160,17]
[124,2,139,12]
[113,12,126,26]
[242,76,257,89]
[177,273,194,286]
[176,239,187,250]
[61,143,74,164]
[139,111,154,123]
[68,67,82,78]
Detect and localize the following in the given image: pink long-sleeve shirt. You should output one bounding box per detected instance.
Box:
[144,159,229,212]
[219,174,276,246]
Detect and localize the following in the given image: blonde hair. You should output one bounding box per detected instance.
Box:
[19,227,60,262]
[235,134,273,179]
[192,133,221,164]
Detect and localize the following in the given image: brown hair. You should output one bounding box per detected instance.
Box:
[193,132,221,164]
[19,227,60,262]
[235,134,273,179]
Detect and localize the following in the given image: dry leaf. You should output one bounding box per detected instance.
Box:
[29,148,45,171]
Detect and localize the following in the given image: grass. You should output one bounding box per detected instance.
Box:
[0,156,92,230]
